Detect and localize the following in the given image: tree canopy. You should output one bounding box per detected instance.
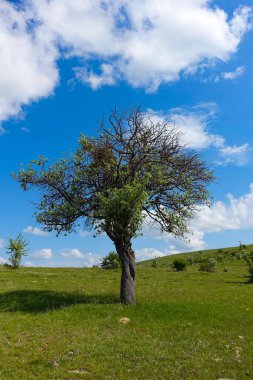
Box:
[14,108,214,304]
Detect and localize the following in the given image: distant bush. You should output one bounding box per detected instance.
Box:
[239,241,246,250]
[199,258,217,273]
[6,233,28,269]
[188,257,194,266]
[223,266,229,272]
[216,254,223,262]
[100,251,121,270]
[151,257,158,268]
[193,254,202,264]
[172,258,188,271]
[243,251,253,283]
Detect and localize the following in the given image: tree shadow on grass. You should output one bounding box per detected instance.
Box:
[0,290,119,313]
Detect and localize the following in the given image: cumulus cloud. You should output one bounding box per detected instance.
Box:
[75,63,117,90]
[23,226,50,236]
[0,126,6,135]
[0,257,7,264]
[192,183,253,233]
[79,230,91,237]
[31,248,53,259]
[140,183,253,259]
[0,0,251,122]
[0,0,58,122]
[216,143,252,166]
[222,66,245,80]
[141,217,206,257]
[136,248,168,262]
[61,248,100,267]
[213,65,246,82]
[149,104,251,166]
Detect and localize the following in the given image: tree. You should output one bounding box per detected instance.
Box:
[6,233,29,268]
[14,108,214,304]
[100,251,121,269]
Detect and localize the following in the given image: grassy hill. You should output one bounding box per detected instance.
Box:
[0,243,253,379]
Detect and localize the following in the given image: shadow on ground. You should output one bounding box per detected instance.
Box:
[0,290,119,313]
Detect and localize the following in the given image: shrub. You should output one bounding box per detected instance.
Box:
[100,251,121,269]
[172,258,188,271]
[239,241,247,250]
[223,266,229,272]
[151,257,158,268]
[243,251,253,283]
[188,257,194,266]
[199,258,217,273]
[216,254,223,262]
[6,233,29,269]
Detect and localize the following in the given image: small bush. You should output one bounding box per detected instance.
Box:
[199,258,217,273]
[223,266,229,272]
[172,258,188,271]
[244,251,253,283]
[151,257,158,268]
[100,251,121,269]
[188,257,194,266]
[216,254,223,262]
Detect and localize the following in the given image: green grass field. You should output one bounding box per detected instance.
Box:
[0,245,253,379]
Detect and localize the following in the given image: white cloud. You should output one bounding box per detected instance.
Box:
[0,0,58,122]
[217,143,252,166]
[148,104,251,166]
[136,248,168,262]
[0,126,6,135]
[61,248,86,259]
[31,248,53,259]
[20,126,29,133]
[0,257,7,264]
[0,239,4,248]
[0,0,251,122]
[213,65,246,82]
[78,230,91,237]
[222,65,245,80]
[61,248,99,267]
[75,63,117,90]
[141,217,206,255]
[141,184,253,255]
[192,183,253,233]
[23,226,50,236]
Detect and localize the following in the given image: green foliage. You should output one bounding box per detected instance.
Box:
[151,257,158,268]
[171,258,188,271]
[187,257,194,266]
[14,108,214,241]
[199,258,217,273]
[6,233,28,269]
[100,251,121,270]
[95,180,148,237]
[244,251,253,283]
[239,241,246,250]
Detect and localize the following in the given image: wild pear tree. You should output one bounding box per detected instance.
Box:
[14,108,214,304]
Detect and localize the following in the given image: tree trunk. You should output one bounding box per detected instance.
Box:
[115,238,136,305]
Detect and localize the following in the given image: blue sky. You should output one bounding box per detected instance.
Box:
[0,0,253,266]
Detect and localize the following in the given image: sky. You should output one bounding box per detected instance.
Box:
[0,0,253,267]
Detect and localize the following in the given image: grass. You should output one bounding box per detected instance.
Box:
[0,244,253,379]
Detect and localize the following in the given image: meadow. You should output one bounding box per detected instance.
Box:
[0,244,253,379]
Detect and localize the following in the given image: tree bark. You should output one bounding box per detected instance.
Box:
[114,238,136,305]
